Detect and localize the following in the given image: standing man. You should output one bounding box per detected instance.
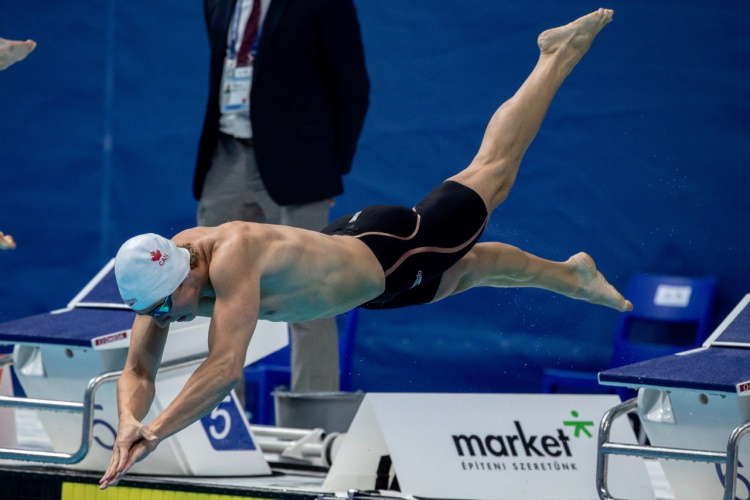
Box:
[193,0,370,393]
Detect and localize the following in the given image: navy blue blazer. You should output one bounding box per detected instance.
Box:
[194,0,370,205]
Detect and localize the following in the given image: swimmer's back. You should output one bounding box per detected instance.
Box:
[173,222,385,321]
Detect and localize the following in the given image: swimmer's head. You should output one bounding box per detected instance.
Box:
[115,233,190,311]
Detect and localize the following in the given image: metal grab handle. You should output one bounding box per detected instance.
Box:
[0,352,209,464]
[0,351,339,466]
[0,354,13,370]
[596,397,750,500]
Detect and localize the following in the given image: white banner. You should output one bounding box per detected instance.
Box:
[324,393,655,500]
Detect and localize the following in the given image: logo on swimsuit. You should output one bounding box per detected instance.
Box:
[150,249,169,266]
[124,298,137,307]
[411,270,423,289]
[349,211,362,223]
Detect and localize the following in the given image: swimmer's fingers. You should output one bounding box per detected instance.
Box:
[119,436,158,479]
[100,445,124,489]
[100,440,143,489]
[100,419,150,489]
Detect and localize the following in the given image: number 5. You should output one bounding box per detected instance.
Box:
[208,406,232,440]
[716,461,750,500]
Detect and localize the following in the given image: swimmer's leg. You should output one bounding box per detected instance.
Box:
[432,242,632,312]
[0,37,37,71]
[448,9,613,211]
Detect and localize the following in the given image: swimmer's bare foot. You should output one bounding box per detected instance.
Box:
[0,231,16,250]
[538,9,613,70]
[0,37,37,71]
[565,252,632,312]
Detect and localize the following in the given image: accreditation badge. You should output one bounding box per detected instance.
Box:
[220,64,252,114]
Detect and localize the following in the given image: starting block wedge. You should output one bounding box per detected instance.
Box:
[598,294,750,500]
[0,259,288,476]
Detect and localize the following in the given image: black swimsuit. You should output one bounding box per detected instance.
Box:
[322,181,488,309]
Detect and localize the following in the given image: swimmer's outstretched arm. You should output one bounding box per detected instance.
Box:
[0,37,36,70]
[100,254,261,489]
[100,315,168,489]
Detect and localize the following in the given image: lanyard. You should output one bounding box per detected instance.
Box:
[227,0,244,60]
[227,0,262,62]
[251,22,262,59]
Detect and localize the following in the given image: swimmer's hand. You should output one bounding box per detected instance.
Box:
[99,419,160,490]
[0,232,16,250]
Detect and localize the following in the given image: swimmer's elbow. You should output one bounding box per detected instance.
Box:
[205,341,247,386]
[209,356,244,389]
[225,368,244,389]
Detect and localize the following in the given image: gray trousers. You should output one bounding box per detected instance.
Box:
[198,133,340,392]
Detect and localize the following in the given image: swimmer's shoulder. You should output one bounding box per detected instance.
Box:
[172,225,213,243]
[171,221,259,244]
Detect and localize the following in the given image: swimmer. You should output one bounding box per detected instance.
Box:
[0,37,36,71]
[101,9,627,489]
[0,232,15,250]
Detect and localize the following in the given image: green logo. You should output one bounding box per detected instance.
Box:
[562,410,594,438]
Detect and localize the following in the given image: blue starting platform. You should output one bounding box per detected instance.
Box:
[597,294,750,500]
[600,295,750,395]
[0,260,134,349]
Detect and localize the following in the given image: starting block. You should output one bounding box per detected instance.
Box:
[0,356,15,448]
[0,260,289,476]
[597,294,750,500]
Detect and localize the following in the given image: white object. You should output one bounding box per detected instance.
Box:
[0,361,17,448]
[324,393,655,500]
[13,316,286,475]
[653,284,692,307]
[115,233,190,310]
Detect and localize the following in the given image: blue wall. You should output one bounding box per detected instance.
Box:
[2,0,749,394]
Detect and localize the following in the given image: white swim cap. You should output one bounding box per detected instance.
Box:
[115,233,191,310]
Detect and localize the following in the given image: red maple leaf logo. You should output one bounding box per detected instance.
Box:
[150,250,162,262]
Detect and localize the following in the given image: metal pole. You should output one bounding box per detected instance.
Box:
[596,397,750,500]
[0,396,83,413]
[251,425,323,440]
[0,351,210,463]
[597,398,637,500]
[0,351,335,465]
[254,438,322,457]
[600,442,726,463]
[0,354,13,370]
[724,420,750,500]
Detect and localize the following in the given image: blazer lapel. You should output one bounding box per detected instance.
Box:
[255,0,291,64]
[205,0,239,42]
